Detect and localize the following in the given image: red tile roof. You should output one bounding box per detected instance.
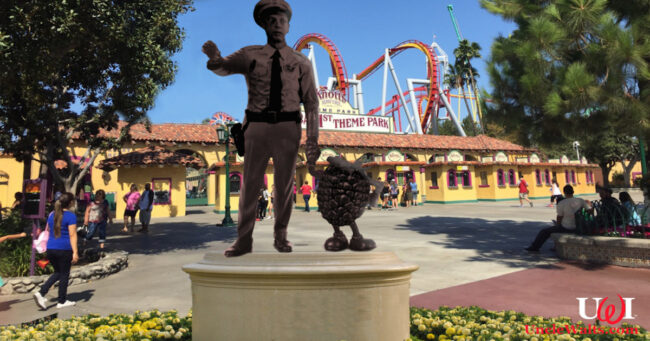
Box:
[300,131,530,152]
[97,146,207,170]
[83,122,530,152]
[95,122,220,144]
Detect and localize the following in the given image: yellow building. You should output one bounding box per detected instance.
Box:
[0,90,600,218]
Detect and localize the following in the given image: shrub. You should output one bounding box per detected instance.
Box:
[0,309,192,340]
[409,306,648,341]
[0,211,53,277]
[611,171,627,187]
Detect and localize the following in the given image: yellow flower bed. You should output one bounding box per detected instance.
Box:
[2,306,647,340]
[0,309,191,341]
[408,306,649,341]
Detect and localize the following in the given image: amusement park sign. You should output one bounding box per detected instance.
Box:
[301,112,393,133]
[300,90,394,133]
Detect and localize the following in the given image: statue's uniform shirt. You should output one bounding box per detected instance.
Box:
[207,43,319,248]
[208,44,319,139]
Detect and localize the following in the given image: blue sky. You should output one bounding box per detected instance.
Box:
[147,0,516,125]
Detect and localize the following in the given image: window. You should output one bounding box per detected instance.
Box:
[508,169,516,186]
[497,169,505,186]
[430,172,438,188]
[535,169,542,185]
[479,171,489,187]
[565,170,570,184]
[229,172,242,194]
[386,170,396,184]
[545,169,551,185]
[457,171,471,187]
[152,178,172,205]
[571,170,576,184]
[447,169,457,187]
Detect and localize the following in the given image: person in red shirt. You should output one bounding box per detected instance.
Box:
[300,181,313,212]
[518,175,533,207]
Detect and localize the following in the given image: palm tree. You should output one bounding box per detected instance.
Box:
[454,40,483,129]
[444,64,473,123]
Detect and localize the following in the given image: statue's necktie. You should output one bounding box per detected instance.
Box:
[269,50,282,111]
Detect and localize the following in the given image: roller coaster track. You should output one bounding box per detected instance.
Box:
[294,35,440,132]
[294,33,349,97]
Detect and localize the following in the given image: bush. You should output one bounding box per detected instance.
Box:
[611,171,627,187]
[0,309,192,340]
[0,211,53,277]
[408,306,648,341]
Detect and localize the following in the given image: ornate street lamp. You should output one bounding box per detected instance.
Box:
[217,123,235,227]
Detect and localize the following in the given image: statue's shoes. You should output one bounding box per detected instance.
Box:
[349,235,376,251]
[224,245,252,257]
[273,239,293,253]
[324,231,348,251]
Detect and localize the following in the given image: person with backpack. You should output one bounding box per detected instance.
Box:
[33,192,79,309]
[84,190,113,249]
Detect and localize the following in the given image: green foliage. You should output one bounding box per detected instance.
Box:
[0,0,193,192]
[409,306,648,341]
[611,171,626,187]
[481,0,650,150]
[0,309,192,340]
[0,211,52,277]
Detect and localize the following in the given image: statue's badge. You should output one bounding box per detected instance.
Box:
[285,64,296,72]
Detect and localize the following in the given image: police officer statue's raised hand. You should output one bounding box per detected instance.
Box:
[203,0,319,257]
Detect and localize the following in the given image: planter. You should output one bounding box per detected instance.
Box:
[0,250,128,295]
[551,234,650,268]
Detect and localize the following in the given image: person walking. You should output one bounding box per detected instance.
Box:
[402,181,412,208]
[518,175,533,207]
[33,192,79,310]
[547,179,562,207]
[301,181,313,212]
[409,178,418,206]
[267,184,276,219]
[138,183,154,233]
[381,180,390,209]
[122,184,140,233]
[390,179,399,209]
[83,190,112,249]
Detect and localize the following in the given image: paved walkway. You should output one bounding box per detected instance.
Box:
[1,196,648,329]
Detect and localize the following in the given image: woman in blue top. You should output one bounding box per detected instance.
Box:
[619,191,641,226]
[33,192,79,310]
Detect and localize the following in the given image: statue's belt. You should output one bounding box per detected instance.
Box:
[245,110,301,124]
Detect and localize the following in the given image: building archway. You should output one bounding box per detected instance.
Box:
[176,149,210,208]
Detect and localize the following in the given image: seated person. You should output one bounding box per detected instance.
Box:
[525,185,591,252]
[596,187,625,227]
[619,191,641,226]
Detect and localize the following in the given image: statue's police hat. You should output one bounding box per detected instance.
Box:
[254,0,292,27]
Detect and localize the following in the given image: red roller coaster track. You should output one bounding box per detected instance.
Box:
[294,34,440,132]
[294,33,349,98]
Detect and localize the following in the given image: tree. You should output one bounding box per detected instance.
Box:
[481,0,650,174]
[454,39,484,129]
[0,0,193,192]
[437,116,481,137]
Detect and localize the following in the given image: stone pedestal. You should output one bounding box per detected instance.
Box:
[183,252,418,341]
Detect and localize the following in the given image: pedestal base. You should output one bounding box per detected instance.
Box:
[183,252,418,341]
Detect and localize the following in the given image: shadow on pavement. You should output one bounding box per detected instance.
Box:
[104,222,238,255]
[0,299,20,312]
[67,289,95,304]
[396,216,608,270]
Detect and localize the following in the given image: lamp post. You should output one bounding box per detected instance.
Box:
[217,123,235,227]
